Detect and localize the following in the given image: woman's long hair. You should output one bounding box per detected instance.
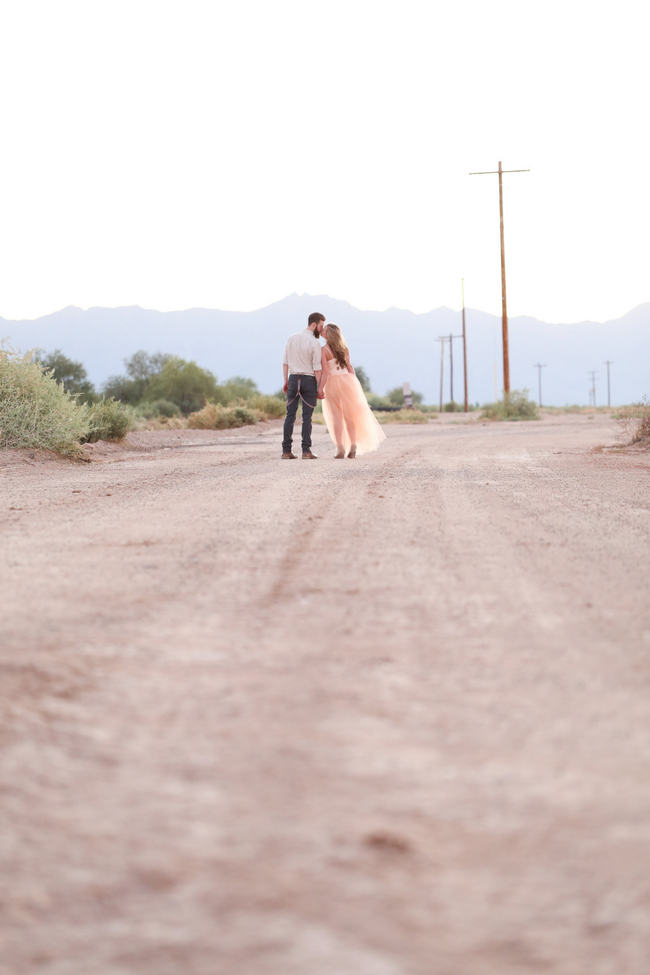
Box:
[325,324,349,370]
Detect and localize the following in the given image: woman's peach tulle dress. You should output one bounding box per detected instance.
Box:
[322,355,386,455]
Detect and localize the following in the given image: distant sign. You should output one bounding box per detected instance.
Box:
[403,382,413,409]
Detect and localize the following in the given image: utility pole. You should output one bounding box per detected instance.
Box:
[469,161,530,398]
[461,279,469,412]
[438,333,463,410]
[533,363,547,407]
[588,370,598,407]
[436,336,449,411]
[604,360,613,407]
[449,332,454,404]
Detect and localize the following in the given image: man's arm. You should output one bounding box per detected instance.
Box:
[282,362,289,393]
[315,369,323,398]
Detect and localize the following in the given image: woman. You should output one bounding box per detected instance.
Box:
[318,323,386,458]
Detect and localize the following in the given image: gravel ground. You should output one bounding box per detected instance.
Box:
[1,412,649,975]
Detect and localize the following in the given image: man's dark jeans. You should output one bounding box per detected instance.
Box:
[282,374,317,454]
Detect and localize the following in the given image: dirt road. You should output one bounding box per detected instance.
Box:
[1,413,649,975]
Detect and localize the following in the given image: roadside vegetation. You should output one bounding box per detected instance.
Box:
[16,343,616,456]
[103,352,287,428]
[0,346,291,450]
[481,389,539,421]
[373,408,431,423]
[0,346,131,455]
[615,398,650,448]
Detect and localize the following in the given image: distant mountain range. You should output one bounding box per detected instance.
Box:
[2,295,649,406]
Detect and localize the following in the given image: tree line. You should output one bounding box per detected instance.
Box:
[36,349,425,414]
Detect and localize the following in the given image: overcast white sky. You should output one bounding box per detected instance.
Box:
[0,0,647,323]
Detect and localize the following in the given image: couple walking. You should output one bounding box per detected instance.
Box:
[282,312,386,460]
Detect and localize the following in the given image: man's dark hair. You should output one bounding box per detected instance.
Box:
[308,312,326,328]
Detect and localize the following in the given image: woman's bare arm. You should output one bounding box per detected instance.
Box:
[319,347,329,396]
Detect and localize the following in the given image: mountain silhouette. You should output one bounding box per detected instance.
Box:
[2,295,648,406]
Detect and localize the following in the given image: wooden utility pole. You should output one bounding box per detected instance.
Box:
[436,336,449,411]
[604,360,613,407]
[449,333,454,404]
[533,363,547,407]
[469,161,530,397]
[438,333,463,410]
[588,370,598,407]
[461,279,469,412]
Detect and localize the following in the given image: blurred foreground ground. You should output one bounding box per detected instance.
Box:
[1,413,649,975]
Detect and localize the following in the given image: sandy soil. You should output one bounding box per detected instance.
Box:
[1,413,649,975]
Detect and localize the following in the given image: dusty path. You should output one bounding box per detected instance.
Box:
[1,413,649,975]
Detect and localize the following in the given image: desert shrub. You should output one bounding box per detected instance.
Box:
[367,393,392,410]
[249,394,286,419]
[214,376,259,404]
[374,408,430,424]
[135,414,187,431]
[136,399,182,419]
[385,385,424,406]
[187,403,261,429]
[616,398,650,447]
[0,346,90,454]
[84,398,133,442]
[482,389,539,421]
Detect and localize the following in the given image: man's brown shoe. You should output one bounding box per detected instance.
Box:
[281,452,297,459]
[302,451,318,459]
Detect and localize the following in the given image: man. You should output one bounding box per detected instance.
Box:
[281,312,325,459]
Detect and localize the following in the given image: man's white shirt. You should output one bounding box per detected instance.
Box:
[283,328,322,376]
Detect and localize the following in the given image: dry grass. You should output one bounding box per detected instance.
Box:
[187,403,261,429]
[372,408,432,424]
[615,399,650,447]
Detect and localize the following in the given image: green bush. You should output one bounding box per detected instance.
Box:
[35,349,97,404]
[136,399,182,419]
[214,376,259,403]
[187,403,261,429]
[385,385,424,406]
[375,408,430,424]
[481,389,539,421]
[0,346,90,454]
[84,398,133,442]
[367,393,392,410]
[146,357,219,414]
[249,394,286,419]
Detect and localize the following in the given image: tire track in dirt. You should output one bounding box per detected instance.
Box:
[263,446,421,606]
